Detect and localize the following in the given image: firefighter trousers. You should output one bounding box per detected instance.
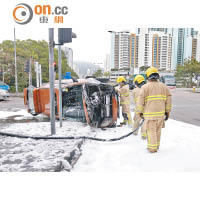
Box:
[122,112,132,125]
[121,104,132,125]
[146,119,164,152]
[133,113,147,138]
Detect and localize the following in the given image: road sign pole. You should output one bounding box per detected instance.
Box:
[49,28,56,135]
[58,45,63,127]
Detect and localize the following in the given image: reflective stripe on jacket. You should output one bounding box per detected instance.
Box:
[137,81,172,120]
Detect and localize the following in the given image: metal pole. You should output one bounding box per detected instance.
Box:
[58,45,63,127]
[14,28,18,93]
[29,57,32,86]
[49,28,56,135]
[2,65,4,83]
[35,62,39,88]
[39,64,42,87]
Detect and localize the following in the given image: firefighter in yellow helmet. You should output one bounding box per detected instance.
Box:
[115,76,132,126]
[132,75,147,139]
[137,67,172,153]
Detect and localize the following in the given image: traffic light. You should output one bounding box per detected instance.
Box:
[24,59,30,73]
[53,61,58,72]
[58,28,77,45]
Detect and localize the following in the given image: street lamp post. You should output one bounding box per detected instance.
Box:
[14,28,18,93]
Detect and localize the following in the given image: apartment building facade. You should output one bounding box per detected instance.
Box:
[110,28,198,77]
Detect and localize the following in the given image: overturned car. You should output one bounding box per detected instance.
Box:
[24,78,119,128]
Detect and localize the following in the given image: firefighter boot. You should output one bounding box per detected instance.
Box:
[147,148,157,153]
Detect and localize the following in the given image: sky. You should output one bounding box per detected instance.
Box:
[0,0,200,67]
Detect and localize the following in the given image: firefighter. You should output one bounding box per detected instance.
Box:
[115,76,132,126]
[137,67,172,153]
[132,75,147,139]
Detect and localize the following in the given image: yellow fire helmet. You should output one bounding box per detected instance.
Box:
[145,67,158,78]
[116,76,126,83]
[133,75,145,84]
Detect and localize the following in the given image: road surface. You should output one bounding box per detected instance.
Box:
[170,89,200,126]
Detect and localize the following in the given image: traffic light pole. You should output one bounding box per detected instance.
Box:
[49,28,56,135]
[58,45,63,127]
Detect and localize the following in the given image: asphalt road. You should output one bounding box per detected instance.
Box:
[0,96,25,111]
[170,89,200,126]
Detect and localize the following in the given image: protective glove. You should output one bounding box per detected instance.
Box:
[165,112,169,121]
[139,113,144,119]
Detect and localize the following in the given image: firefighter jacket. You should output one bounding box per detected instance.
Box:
[115,84,130,113]
[137,81,172,120]
[132,87,140,113]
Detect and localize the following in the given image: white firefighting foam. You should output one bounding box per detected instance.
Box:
[0,109,200,171]
[73,119,200,172]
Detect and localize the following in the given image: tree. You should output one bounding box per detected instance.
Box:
[103,71,110,77]
[175,59,200,87]
[93,69,103,78]
[0,39,78,92]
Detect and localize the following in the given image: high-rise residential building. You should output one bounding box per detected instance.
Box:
[192,37,197,59]
[184,35,193,60]
[110,32,119,69]
[63,46,73,69]
[137,28,197,70]
[110,28,198,75]
[119,32,130,68]
[160,33,172,71]
[104,54,111,72]
[177,29,185,65]
[110,31,130,69]
[196,35,200,62]
[152,33,160,68]
[170,28,194,68]
[137,30,172,71]
[137,30,152,69]
[136,28,168,34]
[192,34,200,62]
[129,33,139,72]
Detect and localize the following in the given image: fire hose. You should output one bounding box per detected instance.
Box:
[0,120,144,142]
